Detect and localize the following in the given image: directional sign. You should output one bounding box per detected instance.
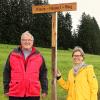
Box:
[32,2,77,14]
[32,2,77,100]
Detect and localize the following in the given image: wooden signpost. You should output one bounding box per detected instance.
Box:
[32,2,77,100]
[32,3,76,14]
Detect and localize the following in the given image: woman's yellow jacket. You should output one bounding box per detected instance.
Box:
[57,65,98,100]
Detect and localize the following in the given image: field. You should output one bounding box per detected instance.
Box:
[0,44,100,100]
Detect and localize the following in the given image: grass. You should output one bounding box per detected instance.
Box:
[0,44,100,100]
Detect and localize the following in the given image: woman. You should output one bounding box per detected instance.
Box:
[57,46,98,100]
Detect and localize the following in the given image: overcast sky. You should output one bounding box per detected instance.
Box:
[48,0,100,30]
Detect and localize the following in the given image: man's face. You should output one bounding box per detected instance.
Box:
[21,34,33,50]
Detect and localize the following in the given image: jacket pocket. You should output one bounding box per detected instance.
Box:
[28,81,41,96]
[9,80,22,95]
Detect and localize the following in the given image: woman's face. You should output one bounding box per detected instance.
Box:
[72,51,83,65]
[21,34,33,50]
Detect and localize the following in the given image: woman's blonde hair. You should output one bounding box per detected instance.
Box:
[72,46,85,58]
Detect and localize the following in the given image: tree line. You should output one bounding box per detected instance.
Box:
[0,0,100,55]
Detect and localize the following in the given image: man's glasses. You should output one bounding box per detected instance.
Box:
[21,39,33,42]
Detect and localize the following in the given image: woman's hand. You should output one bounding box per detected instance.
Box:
[57,69,61,77]
[56,69,61,80]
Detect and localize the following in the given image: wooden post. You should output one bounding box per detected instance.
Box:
[51,12,57,100]
[32,3,77,100]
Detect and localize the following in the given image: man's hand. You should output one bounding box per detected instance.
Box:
[4,92,9,97]
[41,93,47,99]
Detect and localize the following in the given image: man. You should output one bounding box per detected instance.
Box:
[3,31,48,100]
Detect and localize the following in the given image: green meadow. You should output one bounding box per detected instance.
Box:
[0,44,100,100]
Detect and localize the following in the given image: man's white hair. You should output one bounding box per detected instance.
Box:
[21,31,34,41]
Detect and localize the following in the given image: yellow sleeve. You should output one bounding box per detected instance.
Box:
[87,65,98,100]
[57,77,69,91]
